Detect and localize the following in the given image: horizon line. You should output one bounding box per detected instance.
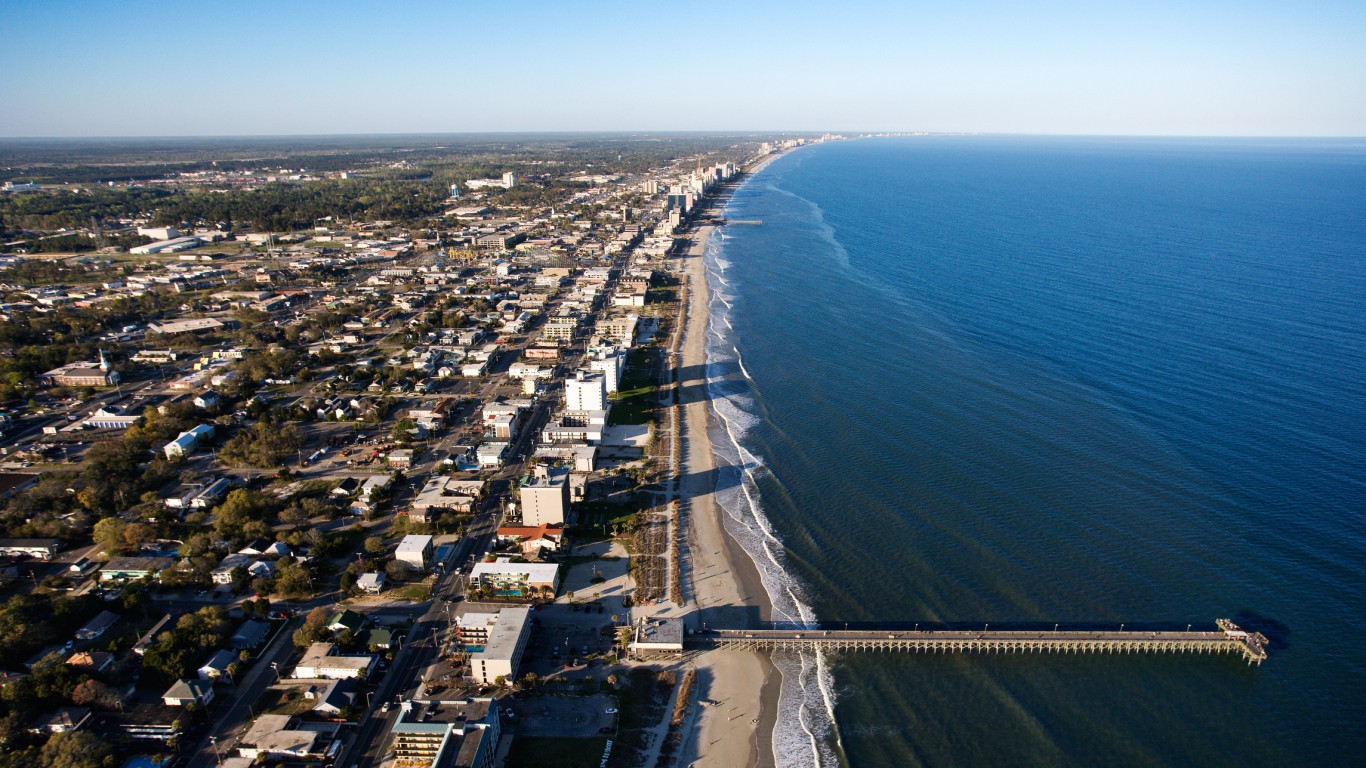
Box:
[1,131,1364,142]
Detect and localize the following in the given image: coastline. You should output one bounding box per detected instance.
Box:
[675,150,788,768]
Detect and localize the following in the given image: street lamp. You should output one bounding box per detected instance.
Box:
[209,735,221,765]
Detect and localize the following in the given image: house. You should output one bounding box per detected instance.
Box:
[238,539,289,557]
[395,534,434,570]
[162,678,215,708]
[210,553,253,584]
[386,448,414,468]
[100,556,173,582]
[197,648,236,681]
[325,609,366,635]
[331,476,360,497]
[66,652,114,673]
[291,643,375,680]
[305,678,355,716]
[75,610,121,640]
[30,707,91,734]
[134,615,174,656]
[356,572,386,593]
[229,620,271,651]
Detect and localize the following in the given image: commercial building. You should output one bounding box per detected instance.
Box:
[389,698,500,768]
[100,556,174,582]
[518,464,570,526]
[0,538,60,560]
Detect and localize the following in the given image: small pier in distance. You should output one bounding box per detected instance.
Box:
[691,619,1269,665]
[719,218,763,226]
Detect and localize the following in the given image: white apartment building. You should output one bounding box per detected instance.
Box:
[565,371,607,412]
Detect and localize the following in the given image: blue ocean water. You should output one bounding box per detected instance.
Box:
[703,136,1366,767]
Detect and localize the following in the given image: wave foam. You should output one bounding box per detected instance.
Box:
[702,227,842,767]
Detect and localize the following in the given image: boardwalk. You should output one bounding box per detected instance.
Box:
[691,619,1269,665]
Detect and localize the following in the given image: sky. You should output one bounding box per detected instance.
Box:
[2,0,1364,137]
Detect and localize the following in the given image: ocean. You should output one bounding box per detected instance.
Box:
[702,136,1366,767]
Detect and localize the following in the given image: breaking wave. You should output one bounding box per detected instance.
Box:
[702,228,842,768]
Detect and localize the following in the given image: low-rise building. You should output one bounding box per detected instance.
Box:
[495,524,565,556]
[238,714,320,760]
[468,558,559,599]
[197,648,236,680]
[162,424,215,459]
[163,678,215,708]
[100,556,174,582]
[291,643,375,680]
[0,538,61,560]
[395,534,434,570]
[357,572,386,593]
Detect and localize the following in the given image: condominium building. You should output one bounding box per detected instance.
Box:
[389,698,500,768]
[518,464,570,526]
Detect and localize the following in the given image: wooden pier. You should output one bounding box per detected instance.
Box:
[690,619,1269,665]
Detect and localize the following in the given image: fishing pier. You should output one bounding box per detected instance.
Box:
[691,619,1269,665]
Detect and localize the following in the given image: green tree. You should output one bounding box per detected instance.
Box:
[92,517,128,556]
[39,730,111,768]
[292,606,331,648]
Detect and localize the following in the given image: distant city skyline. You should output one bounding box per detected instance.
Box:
[3,0,1364,137]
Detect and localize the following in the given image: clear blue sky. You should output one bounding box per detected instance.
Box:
[2,0,1363,137]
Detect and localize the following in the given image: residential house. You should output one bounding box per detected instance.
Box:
[162,678,215,708]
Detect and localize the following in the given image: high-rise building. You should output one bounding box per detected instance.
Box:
[565,371,607,412]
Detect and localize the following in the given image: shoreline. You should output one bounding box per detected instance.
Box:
[675,150,789,767]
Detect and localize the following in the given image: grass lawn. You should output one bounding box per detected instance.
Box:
[506,737,609,768]
[608,350,659,426]
[259,686,319,717]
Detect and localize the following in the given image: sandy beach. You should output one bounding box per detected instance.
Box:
[673,152,788,768]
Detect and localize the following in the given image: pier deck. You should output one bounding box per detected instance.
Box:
[691,619,1269,665]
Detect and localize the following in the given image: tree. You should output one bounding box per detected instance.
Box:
[92,517,128,556]
[70,679,122,710]
[293,606,331,648]
[272,561,313,597]
[39,730,111,768]
[122,521,157,549]
[363,536,385,555]
[493,675,508,688]
[384,560,412,583]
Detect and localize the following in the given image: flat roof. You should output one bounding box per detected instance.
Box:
[470,558,558,583]
[472,606,530,663]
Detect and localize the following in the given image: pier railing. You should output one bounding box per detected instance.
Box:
[691,619,1269,665]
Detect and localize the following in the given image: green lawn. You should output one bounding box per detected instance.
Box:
[506,737,609,768]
